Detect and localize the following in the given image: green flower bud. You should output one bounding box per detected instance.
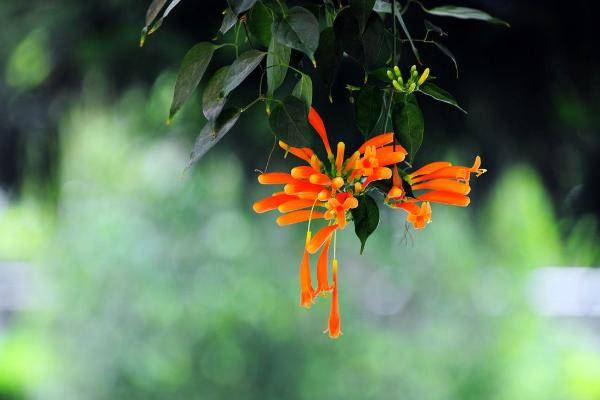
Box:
[386,70,394,80]
[396,75,403,86]
[392,80,402,91]
[410,65,417,74]
[417,68,430,86]
[411,69,419,81]
[394,65,401,78]
[408,82,416,93]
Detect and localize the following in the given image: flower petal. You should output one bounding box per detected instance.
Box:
[410,161,452,178]
[327,259,341,339]
[417,191,470,206]
[278,199,323,213]
[309,107,332,156]
[276,210,325,226]
[411,179,471,195]
[307,224,338,254]
[253,194,298,213]
[258,172,299,185]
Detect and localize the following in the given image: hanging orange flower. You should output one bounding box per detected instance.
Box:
[253,106,486,338]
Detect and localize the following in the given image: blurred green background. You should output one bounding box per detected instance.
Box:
[1,1,600,399]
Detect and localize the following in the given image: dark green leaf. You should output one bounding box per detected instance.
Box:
[424,5,509,27]
[392,93,424,163]
[355,86,383,137]
[424,19,447,37]
[202,66,229,122]
[349,0,376,33]
[273,6,320,60]
[292,74,313,109]
[318,1,337,31]
[351,194,380,254]
[141,0,182,45]
[220,8,238,34]
[373,0,391,13]
[362,14,392,71]
[314,27,341,94]
[418,82,466,113]
[333,8,363,62]
[188,108,241,166]
[145,0,168,26]
[169,42,215,121]
[267,37,290,96]
[227,0,258,15]
[247,0,274,47]
[269,96,312,147]
[394,4,420,64]
[433,41,458,78]
[222,49,266,96]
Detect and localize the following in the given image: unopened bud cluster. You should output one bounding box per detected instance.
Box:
[386,65,430,93]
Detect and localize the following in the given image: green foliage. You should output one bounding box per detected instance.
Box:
[351,194,380,254]
[418,81,466,113]
[292,74,312,109]
[392,93,424,162]
[424,5,510,27]
[169,42,215,121]
[355,85,383,137]
[222,49,266,96]
[228,0,259,15]
[267,37,291,96]
[202,66,229,121]
[269,96,311,146]
[189,108,241,166]
[272,6,320,61]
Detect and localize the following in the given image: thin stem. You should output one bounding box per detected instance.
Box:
[234,22,241,57]
[392,0,397,63]
[241,96,266,113]
[242,18,255,49]
[383,90,395,133]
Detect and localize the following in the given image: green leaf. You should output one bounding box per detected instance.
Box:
[227,0,258,15]
[247,0,274,47]
[140,0,182,45]
[394,4,420,64]
[392,93,424,163]
[219,8,238,34]
[418,82,466,113]
[333,8,363,62]
[351,194,380,254]
[424,5,510,27]
[433,41,458,78]
[169,42,215,121]
[269,96,312,147]
[349,0,376,33]
[222,49,266,96]
[355,86,383,137]
[292,74,313,109]
[202,66,229,122]
[273,6,320,60]
[373,0,391,13]
[267,37,290,96]
[315,27,341,93]
[188,108,241,166]
[362,14,392,72]
[144,0,168,27]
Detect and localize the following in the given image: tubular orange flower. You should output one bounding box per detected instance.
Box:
[277,210,325,226]
[307,224,338,254]
[315,238,332,296]
[254,105,486,338]
[327,258,341,339]
[308,107,332,157]
[299,233,315,308]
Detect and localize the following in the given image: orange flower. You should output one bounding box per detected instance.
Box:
[253,106,486,338]
[387,156,486,228]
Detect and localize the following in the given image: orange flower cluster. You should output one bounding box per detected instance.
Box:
[253,107,485,338]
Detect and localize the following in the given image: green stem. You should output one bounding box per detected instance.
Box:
[241,96,266,113]
[392,0,397,63]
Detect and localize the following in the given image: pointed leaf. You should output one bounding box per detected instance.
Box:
[433,41,458,78]
[145,0,168,26]
[273,6,320,60]
[315,27,341,92]
[373,0,391,13]
[222,50,266,96]
[169,42,215,121]
[220,8,238,34]
[141,0,182,45]
[355,86,383,137]
[418,82,466,113]
[247,0,274,47]
[269,96,312,147]
[424,5,509,27]
[292,74,313,109]
[392,93,423,163]
[202,66,229,121]
[189,108,241,166]
[227,0,258,15]
[267,37,291,96]
[362,13,392,71]
[394,4,420,64]
[349,0,376,33]
[351,194,379,254]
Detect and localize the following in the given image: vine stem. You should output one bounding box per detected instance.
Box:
[392,0,397,63]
